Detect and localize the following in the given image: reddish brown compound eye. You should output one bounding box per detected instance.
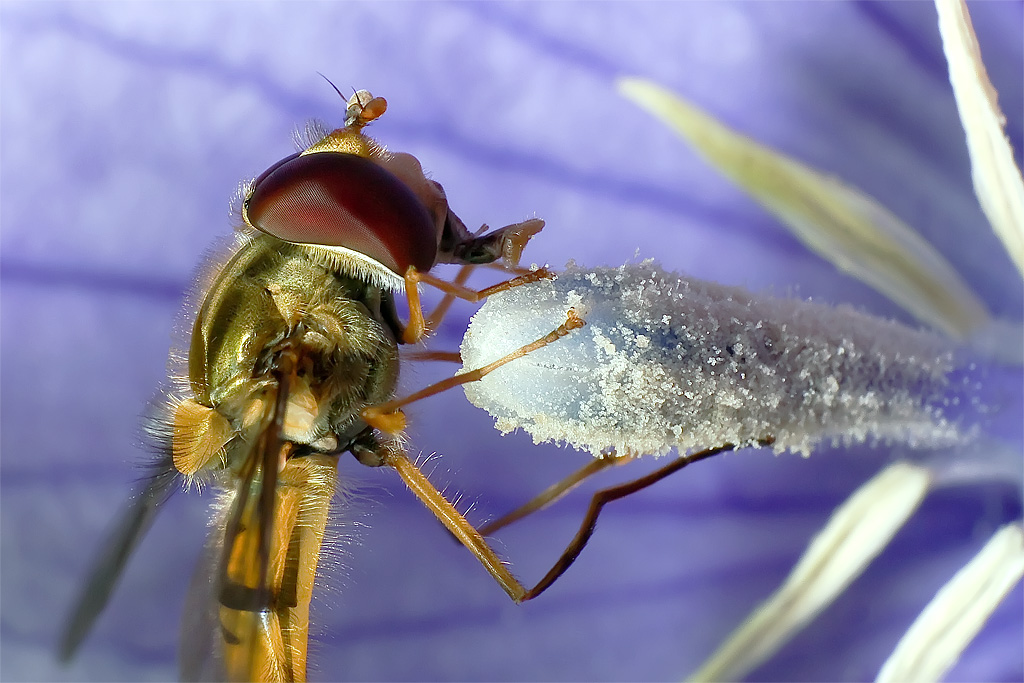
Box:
[243,152,438,274]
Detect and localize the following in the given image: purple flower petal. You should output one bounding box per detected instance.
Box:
[1,2,1020,681]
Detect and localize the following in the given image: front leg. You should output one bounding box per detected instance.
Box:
[401,265,555,345]
[363,308,584,433]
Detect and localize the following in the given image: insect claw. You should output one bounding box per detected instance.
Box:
[564,307,586,331]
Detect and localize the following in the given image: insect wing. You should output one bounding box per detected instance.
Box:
[58,454,178,662]
[179,532,227,682]
[204,374,286,682]
[180,351,339,683]
[212,453,340,683]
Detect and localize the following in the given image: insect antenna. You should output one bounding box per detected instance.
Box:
[316,71,346,103]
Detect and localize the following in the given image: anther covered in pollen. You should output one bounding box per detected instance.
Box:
[461,261,975,458]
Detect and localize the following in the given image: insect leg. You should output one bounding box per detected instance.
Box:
[401,350,463,363]
[482,260,538,277]
[363,308,585,433]
[520,444,740,600]
[477,453,634,537]
[383,447,528,602]
[407,264,528,366]
[422,264,476,333]
[423,216,546,334]
[386,440,769,603]
[401,265,555,344]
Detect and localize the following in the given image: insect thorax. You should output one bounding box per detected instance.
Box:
[172,234,400,477]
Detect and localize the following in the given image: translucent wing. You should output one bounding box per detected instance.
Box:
[179,350,339,683]
[58,453,179,661]
[217,409,284,683]
[179,533,226,682]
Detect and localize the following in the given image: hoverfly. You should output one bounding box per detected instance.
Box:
[58,88,572,682]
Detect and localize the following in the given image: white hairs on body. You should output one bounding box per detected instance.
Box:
[460,261,976,458]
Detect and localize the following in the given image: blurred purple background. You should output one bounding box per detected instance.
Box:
[1,2,1021,681]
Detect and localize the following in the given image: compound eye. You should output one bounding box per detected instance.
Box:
[243,152,438,274]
